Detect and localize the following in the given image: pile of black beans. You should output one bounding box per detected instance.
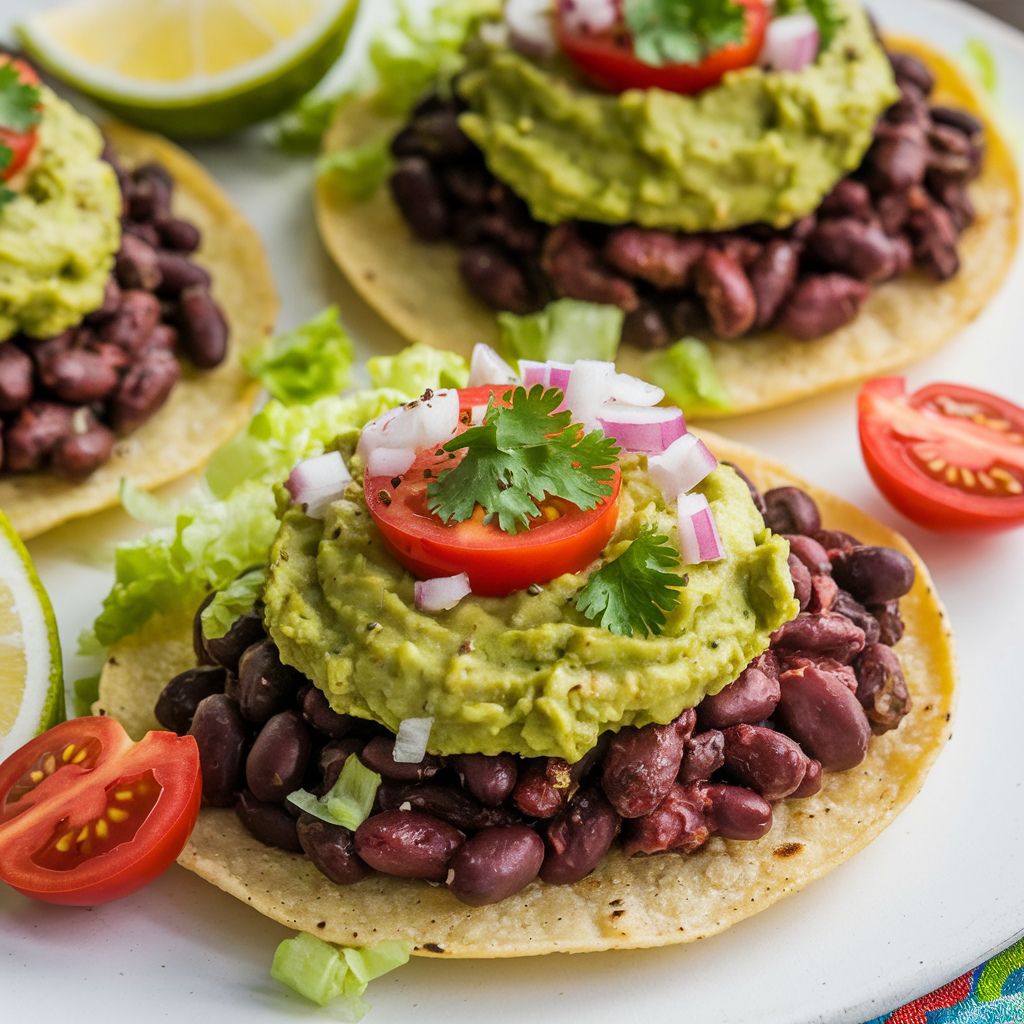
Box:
[0,144,228,478]
[156,475,917,908]
[387,48,984,346]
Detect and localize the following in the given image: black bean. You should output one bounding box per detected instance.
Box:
[540,788,619,883]
[870,600,905,647]
[300,685,358,738]
[176,286,228,368]
[115,233,162,291]
[601,714,692,818]
[854,642,912,734]
[679,730,725,783]
[237,638,304,725]
[3,402,74,472]
[358,735,442,783]
[390,157,449,241]
[763,487,821,536]
[51,420,117,480]
[721,724,809,801]
[698,664,781,730]
[832,546,916,605]
[189,693,247,807]
[155,252,211,296]
[110,348,182,434]
[245,709,312,803]
[450,753,518,807]
[0,344,34,413]
[448,825,544,906]
[235,789,303,852]
[705,783,773,840]
[622,782,711,856]
[354,810,463,881]
[204,612,267,675]
[296,814,368,885]
[155,665,227,734]
[773,611,867,664]
[156,216,201,253]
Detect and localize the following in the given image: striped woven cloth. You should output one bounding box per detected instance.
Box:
[867,938,1024,1023]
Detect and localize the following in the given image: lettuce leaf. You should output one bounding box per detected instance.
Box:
[497,299,624,365]
[274,91,353,154]
[367,342,468,392]
[317,138,394,202]
[271,932,410,1019]
[287,755,382,831]
[200,568,267,641]
[647,338,732,414]
[243,307,355,405]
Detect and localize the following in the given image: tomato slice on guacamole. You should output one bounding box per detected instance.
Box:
[0,717,201,905]
[365,387,622,596]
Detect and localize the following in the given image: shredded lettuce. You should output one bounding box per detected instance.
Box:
[647,338,732,415]
[243,307,355,405]
[317,138,394,202]
[274,91,353,154]
[497,299,624,365]
[965,38,999,96]
[204,389,405,501]
[287,754,381,831]
[368,0,499,116]
[367,342,468,392]
[271,932,410,1019]
[200,568,267,641]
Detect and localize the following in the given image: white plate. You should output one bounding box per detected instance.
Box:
[3,1,1024,1021]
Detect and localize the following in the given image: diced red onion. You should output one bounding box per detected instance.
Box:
[520,359,573,391]
[758,13,820,72]
[468,343,520,388]
[505,0,557,57]
[562,359,616,426]
[286,451,352,519]
[393,717,434,764]
[366,446,416,479]
[677,493,725,565]
[608,372,664,407]
[597,405,686,453]
[357,389,459,462]
[558,0,618,35]
[414,572,472,612]
[647,433,718,500]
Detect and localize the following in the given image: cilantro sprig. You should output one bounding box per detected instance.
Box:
[576,526,687,637]
[0,61,41,208]
[623,0,747,68]
[426,386,620,535]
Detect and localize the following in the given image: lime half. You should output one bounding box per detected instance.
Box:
[18,0,360,139]
[0,510,64,759]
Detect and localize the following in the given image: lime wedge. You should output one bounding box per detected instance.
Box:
[0,510,64,759]
[17,0,360,138]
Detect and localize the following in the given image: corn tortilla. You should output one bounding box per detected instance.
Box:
[0,121,278,539]
[314,37,1019,419]
[97,432,956,958]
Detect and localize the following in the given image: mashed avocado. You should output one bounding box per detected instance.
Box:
[456,0,897,233]
[0,87,121,341]
[264,443,798,762]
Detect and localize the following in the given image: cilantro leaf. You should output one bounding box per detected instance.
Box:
[0,63,41,134]
[623,0,747,68]
[576,526,687,637]
[426,386,619,535]
[775,0,845,53]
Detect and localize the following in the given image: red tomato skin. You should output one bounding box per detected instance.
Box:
[365,385,622,596]
[0,718,202,906]
[858,377,1024,533]
[0,58,40,182]
[556,0,769,96]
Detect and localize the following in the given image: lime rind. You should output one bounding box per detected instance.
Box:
[0,510,64,758]
[16,0,360,138]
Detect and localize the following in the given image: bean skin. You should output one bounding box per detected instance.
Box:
[601,712,693,818]
[832,546,916,605]
[450,753,518,807]
[203,611,266,674]
[721,724,809,801]
[354,810,463,881]
[447,825,544,906]
[177,286,228,368]
[871,601,906,647]
[235,789,303,852]
[789,554,812,610]
[359,735,442,782]
[512,757,575,819]
[776,663,871,771]
[763,487,821,536]
[156,665,227,735]
[832,590,883,647]
[790,758,822,799]
[245,709,313,804]
[705,783,773,840]
[698,664,781,730]
[188,693,246,807]
[237,639,303,725]
[300,685,358,738]
[296,814,368,885]
[376,782,517,831]
[540,788,619,884]
[773,612,867,664]
[679,729,725,783]
[854,642,912,734]
[622,783,712,856]
[785,535,832,576]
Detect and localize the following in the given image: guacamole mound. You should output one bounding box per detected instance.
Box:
[263,445,798,762]
[0,87,121,341]
[456,0,898,233]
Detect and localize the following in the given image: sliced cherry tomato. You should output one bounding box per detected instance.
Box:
[859,377,1024,532]
[365,386,621,596]
[0,57,40,182]
[555,0,769,96]
[0,717,201,905]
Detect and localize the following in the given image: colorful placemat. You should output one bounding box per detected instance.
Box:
[867,937,1024,1023]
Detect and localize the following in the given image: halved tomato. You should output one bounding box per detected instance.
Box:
[0,717,201,905]
[859,377,1024,532]
[555,0,769,95]
[0,58,40,182]
[365,386,621,596]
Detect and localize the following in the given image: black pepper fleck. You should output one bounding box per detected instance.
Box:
[378,490,392,506]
